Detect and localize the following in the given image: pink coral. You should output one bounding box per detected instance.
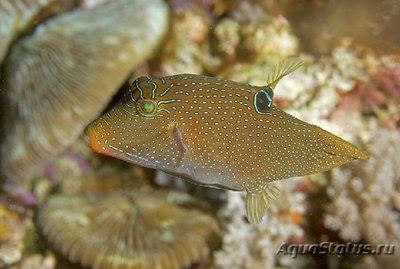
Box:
[373,66,400,99]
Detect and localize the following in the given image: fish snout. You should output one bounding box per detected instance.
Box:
[83,123,100,152]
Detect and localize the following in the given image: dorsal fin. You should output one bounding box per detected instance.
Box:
[245,183,280,224]
[266,58,303,89]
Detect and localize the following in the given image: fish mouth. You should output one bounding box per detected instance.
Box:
[322,140,369,161]
[322,148,369,161]
[351,148,369,160]
[83,124,99,152]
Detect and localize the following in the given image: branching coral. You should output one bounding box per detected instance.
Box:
[217,7,300,81]
[214,181,306,269]
[324,128,400,244]
[276,40,393,111]
[156,6,211,75]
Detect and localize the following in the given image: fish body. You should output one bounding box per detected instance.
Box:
[85,60,368,223]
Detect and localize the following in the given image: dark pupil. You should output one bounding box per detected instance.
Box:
[256,91,272,112]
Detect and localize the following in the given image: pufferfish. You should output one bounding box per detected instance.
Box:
[84,59,368,224]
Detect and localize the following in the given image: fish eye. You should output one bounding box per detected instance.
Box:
[139,100,156,114]
[254,88,273,114]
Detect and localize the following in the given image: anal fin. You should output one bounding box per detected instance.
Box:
[246,183,280,224]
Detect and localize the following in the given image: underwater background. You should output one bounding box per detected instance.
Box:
[0,0,399,268]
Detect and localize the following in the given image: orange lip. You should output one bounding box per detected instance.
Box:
[83,124,100,153]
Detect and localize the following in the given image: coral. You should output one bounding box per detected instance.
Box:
[80,0,109,8]
[0,0,74,62]
[373,65,400,100]
[323,128,400,244]
[0,0,169,183]
[158,0,298,76]
[0,203,27,267]
[276,41,374,113]
[14,252,56,269]
[340,63,400,127]
[37,190,220,269]
[57,163,149,196]
[212,18,241,58]
[353,254,400,269]
[214,181,306,269]
[157,8,211,75]
[218,14,300,82]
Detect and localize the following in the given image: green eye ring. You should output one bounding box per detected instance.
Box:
[139,100,156,114]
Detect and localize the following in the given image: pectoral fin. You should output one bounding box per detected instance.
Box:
[171,123,197,178]
[246,183,280,224]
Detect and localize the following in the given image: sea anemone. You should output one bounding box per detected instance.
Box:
[37,190,219,269]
